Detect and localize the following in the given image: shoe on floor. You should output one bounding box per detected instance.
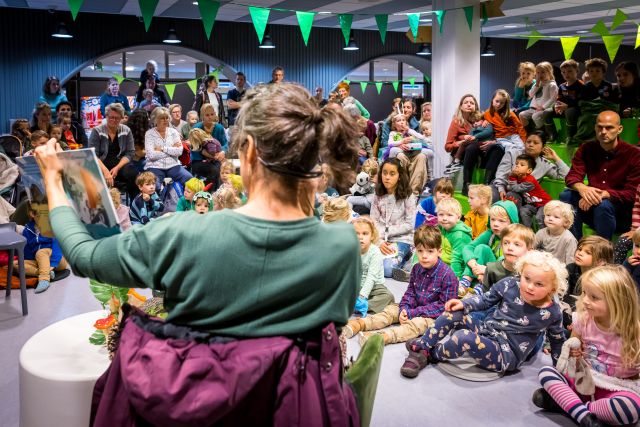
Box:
[51,269,71,282]
[35,280,50,294]
[392,267,411,283]
[448,162,463,174]
[531,388,562,413]
[400,350,430,378]
[579,413,605,427]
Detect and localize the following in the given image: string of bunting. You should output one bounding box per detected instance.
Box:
[342,76,432,95]
[66,0,504,45]
[523,9,640,63]
[111,66,225,101]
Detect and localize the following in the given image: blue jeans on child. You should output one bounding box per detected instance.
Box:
[147,165,193,192]
[383,242,412,278]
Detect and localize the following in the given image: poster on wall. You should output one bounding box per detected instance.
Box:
[80,96,136,130]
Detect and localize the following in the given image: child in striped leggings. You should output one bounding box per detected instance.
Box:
[534,265,640,427]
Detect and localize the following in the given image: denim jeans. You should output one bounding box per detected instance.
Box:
[560,189,632,240]
[383,242,412,278]
[147,165,193,192]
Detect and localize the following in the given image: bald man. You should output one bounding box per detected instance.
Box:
[560,111,640,239]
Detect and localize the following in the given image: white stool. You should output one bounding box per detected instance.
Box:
[19,310,111,427]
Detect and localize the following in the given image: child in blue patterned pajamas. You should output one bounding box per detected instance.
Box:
[400,250,567,378]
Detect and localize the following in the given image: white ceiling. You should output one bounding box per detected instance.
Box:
[1,0,639,45]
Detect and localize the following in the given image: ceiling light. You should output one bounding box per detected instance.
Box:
[126,51,135,54]
[259,34,275,48]
[420,18,432,23]
[577,30,589,34]
[192,1,198,5]
[163,28,181,44]
[178,59,186,62]
[168,63,175,66]
[125,66,135,71]
[417,43,432,56]
[52,22,73,38]
[115,61,122,65]
[503,24,518,28]
[481,38,495,57]
[344,32,359,51]
[318,11,331,14]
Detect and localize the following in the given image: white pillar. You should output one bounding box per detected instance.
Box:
[431,0,481,179]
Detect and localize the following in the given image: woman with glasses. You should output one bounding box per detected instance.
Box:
[88,103,138,197]
[38,76,68,122]
[35,83,362,425]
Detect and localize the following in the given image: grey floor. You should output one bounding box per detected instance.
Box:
[0,274,575,427]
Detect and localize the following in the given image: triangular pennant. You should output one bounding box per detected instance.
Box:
[360,81,368,94]
[611,8,628,31]
[463,6,474,32]
[407,13,420,41]
[375,82,383,94]
[591,20,609,37]
[392,81,399,92]
[424,75,431,84]
[296,11,315,46]
[560,36,580,60]
[343,80,351,85]
[187,79,199,95]
[526,29,543,49]
[67,0,83,21]
[198,0,220,40]
[113,73,125,84]
[338,14,353,46]
[165,84,176,100]
[434,10,446,34]
[138,0,159,32]
[636,24,640,49]
[408,77,415,86]
[481,3,488,26]
[248,6,270,44]
[375,14,388,44]
[602,34,624,62]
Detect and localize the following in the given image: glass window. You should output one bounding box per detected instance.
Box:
[79,52,123,78]
[402,63,425,98]
[124,50,165,79]
[168,52,197,79]
[402,63,423,80]
[373,58,399,82]
[346,62,369,82]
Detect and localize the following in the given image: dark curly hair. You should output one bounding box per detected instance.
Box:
[375,158,412,199]
[127,109,149,149]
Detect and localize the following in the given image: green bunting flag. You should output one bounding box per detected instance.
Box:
[67,0,83,21]
[248,6,270,44]
[602,34,624,62]
[408,77,415,86]
[591,20,609,37]
[375,82,383,94]
[407,13,420,41]
[187,79,199,95]
[434,10,446,34]
[611,8,628,31]
[481,3,488,26]
[392,81,399,92]
[463,6,474,32]
[360,81,368,94]
[526,29,543,49]
[560,36,580,60]
[165,84,176,100]
[636,25,640,49]
[113,74,125,84]
[198,0,220,40]
[138,0,159,32]
[375,14,388,44]
[338,14,353,46]
[296,11,315,46]
[424,75,431,84]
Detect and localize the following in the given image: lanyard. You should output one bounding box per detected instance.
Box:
[383,195,397,242]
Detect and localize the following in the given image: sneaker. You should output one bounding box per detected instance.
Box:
[532,388,562,413]
[579,414,605,427]
[392,267,411,283]
[405,338,423,353]
[35,280,50,294]
[448,162,463,174]
[400,350,430,378]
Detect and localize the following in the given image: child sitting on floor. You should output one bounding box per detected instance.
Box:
[322,197,352,223]
[464,184,492,240]
[192,191,213,214]
[506,154,551,228]
[535,200,577,265]
[343,225,458,346]
[563,236,613,328]
[351,217,395,317]
[534,265,640,427]
[109,187,131,232]
[459,200,519,296]
[415,178,454,228]
[176,177,205,212]
[213,187,242,211]
[436,198,472,279]
[623,228,640,290]
[220,160,244,197]
[401,250,566,378]
[130,172,163,225]
[19,203,69,293]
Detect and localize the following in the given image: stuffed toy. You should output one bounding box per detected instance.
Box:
[350,171,373,196]
[556,337,595,396]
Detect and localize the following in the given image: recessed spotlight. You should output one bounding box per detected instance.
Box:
[115,61,122,65]
[125,66,135,71]
[318,11,331,15]
[504,24,518,28]
[178,59,185,62]
[420,19,432,23]
[192,1,198,5]
[577,30,589,34]
[168,63,175,66]
[126,51,135,54]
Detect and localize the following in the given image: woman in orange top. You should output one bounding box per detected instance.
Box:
[483,89,527,150]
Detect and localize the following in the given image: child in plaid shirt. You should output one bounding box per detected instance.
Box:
[342,225,458,345]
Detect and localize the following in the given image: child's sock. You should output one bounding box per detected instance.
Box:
[50,271,55,281]
[35,280,50,294]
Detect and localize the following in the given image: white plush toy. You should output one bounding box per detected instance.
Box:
[350,171,373,196]
[556,337,595,396]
